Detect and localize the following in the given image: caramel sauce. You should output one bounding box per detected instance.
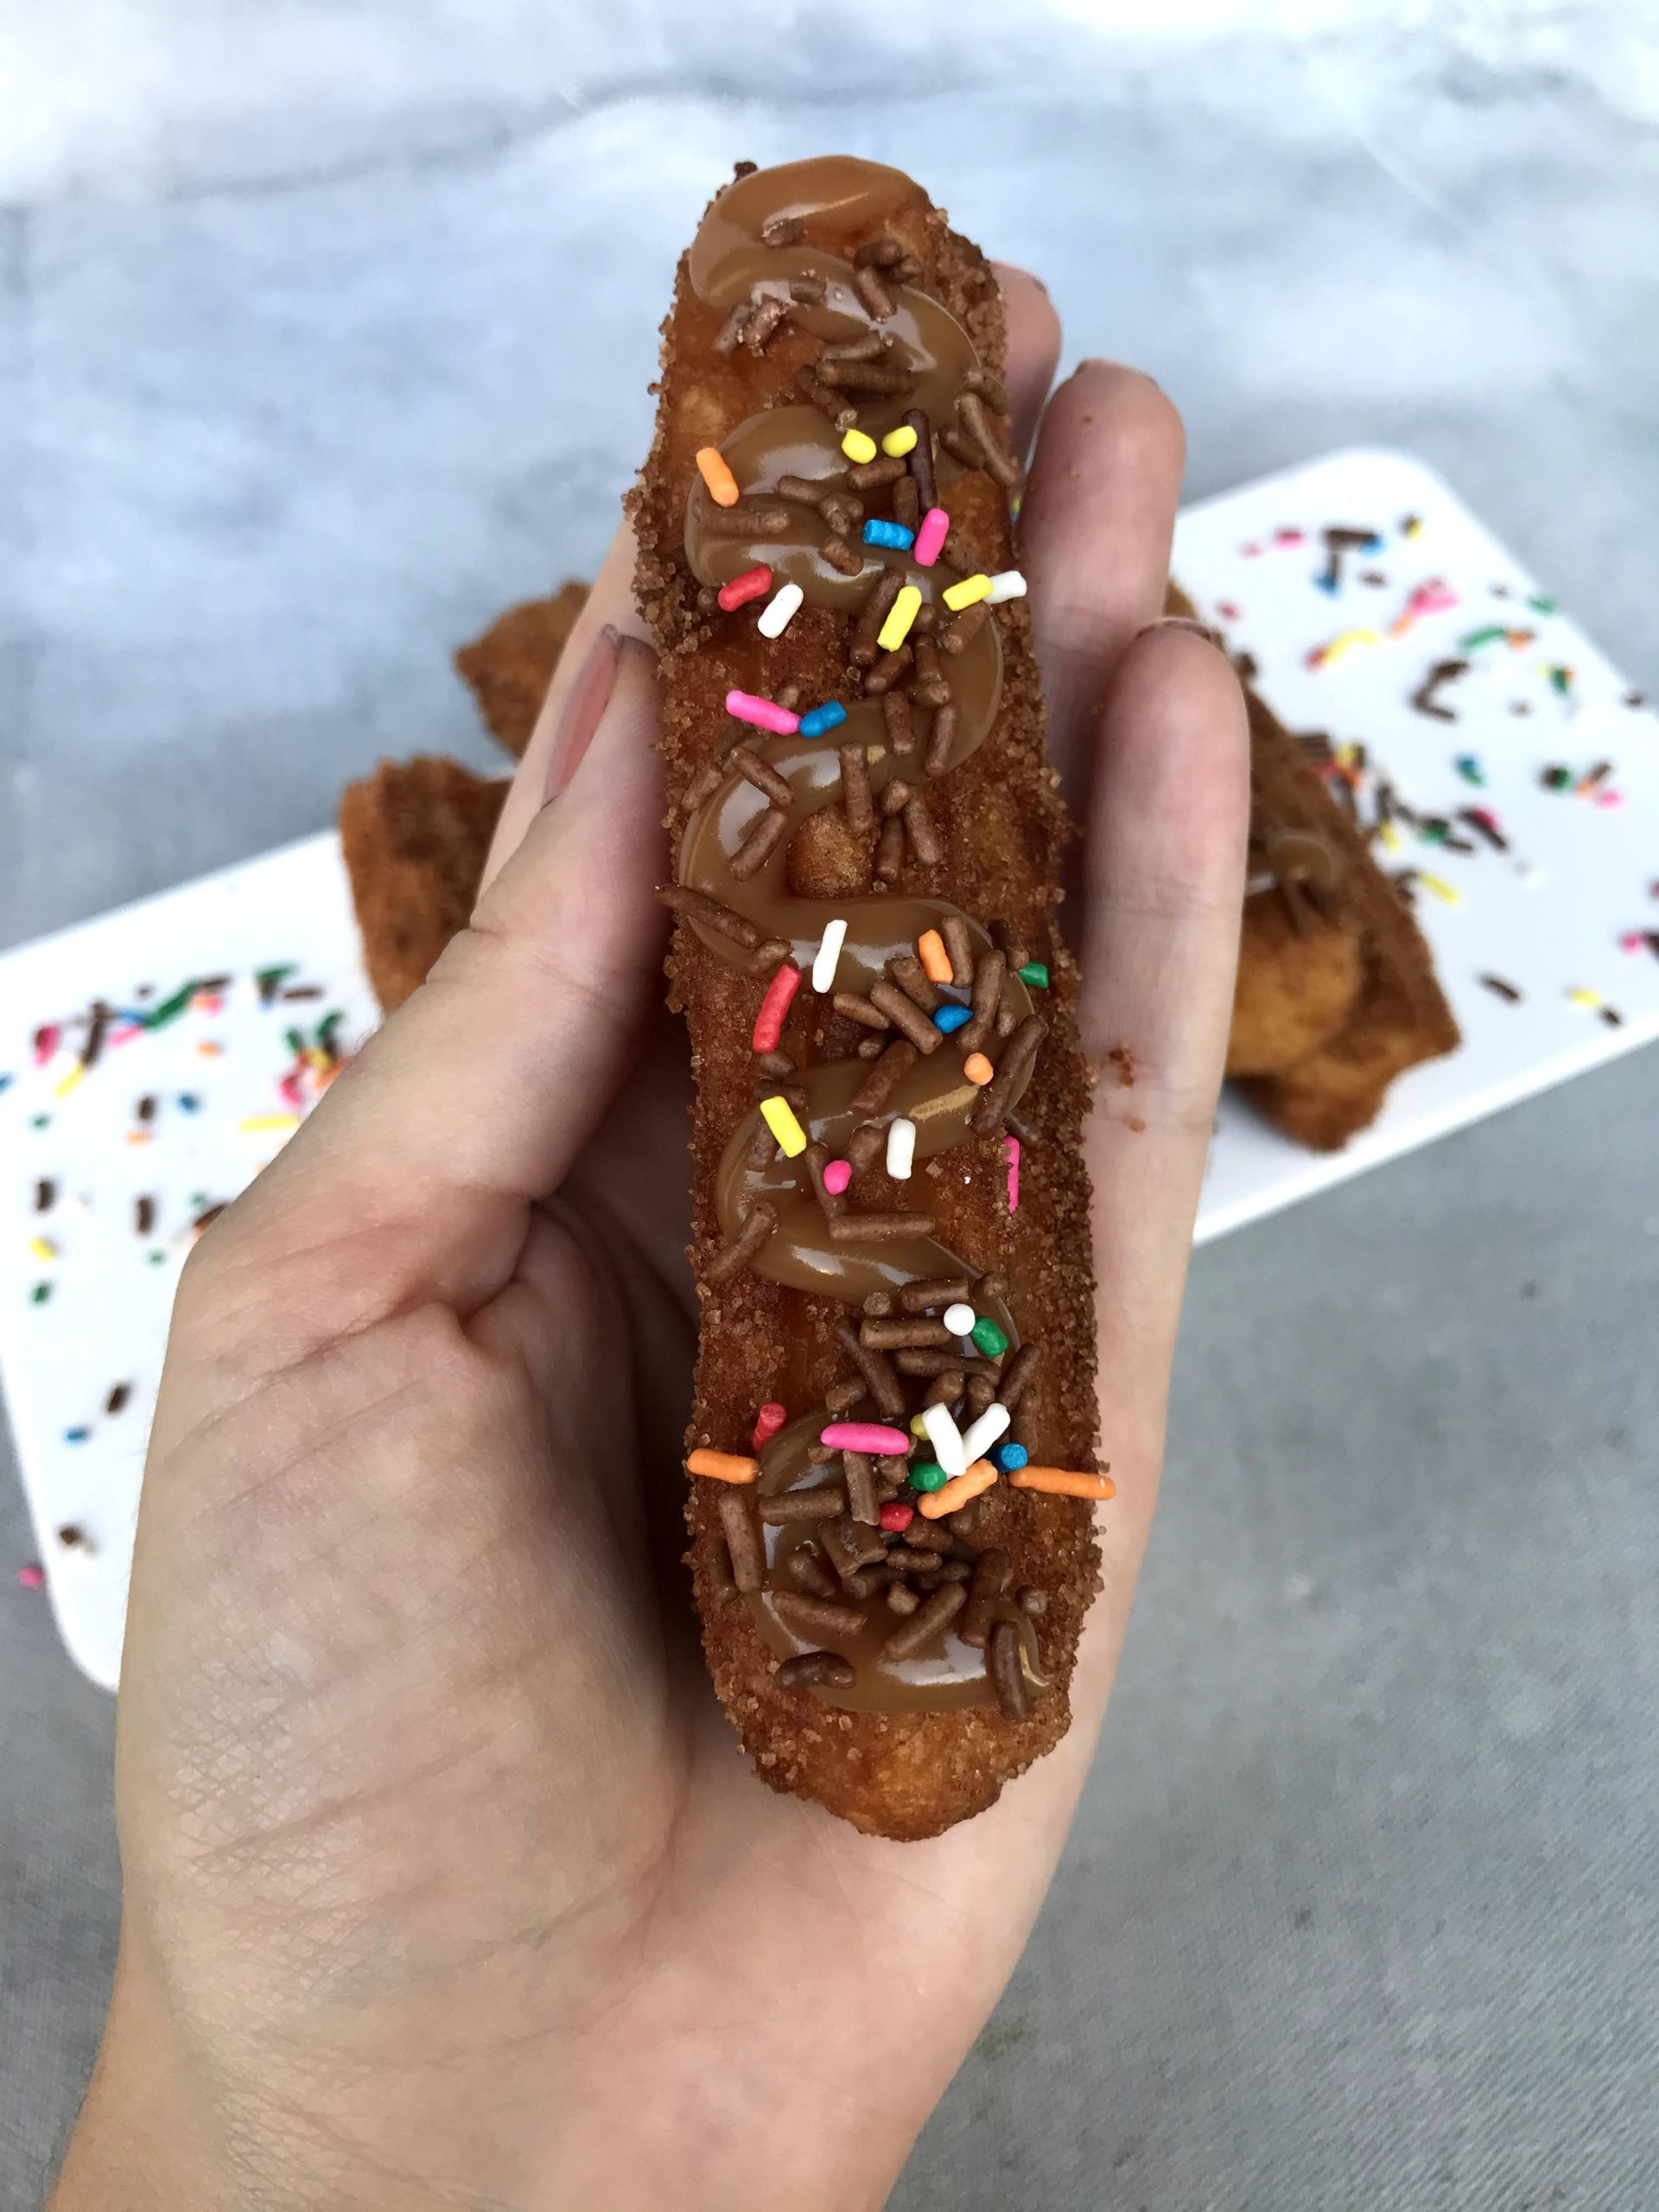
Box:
[680,159,1043,1713]
[747,1418,1042,1713]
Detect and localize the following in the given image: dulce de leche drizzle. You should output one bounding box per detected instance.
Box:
[752,1418,1041,1716]
[678,158,1044,1712]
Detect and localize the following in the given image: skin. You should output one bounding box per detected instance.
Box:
[52,267,1249,2212]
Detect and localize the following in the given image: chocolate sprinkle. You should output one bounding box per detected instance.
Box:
[988,1618,1033,1719]
[718,1491,765,1592]
[775,1650,856,1689]
[706,1200,777,1285]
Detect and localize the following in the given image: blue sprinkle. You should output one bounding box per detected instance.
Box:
[1312,571,1338,595]
[990,1440,1029,1473]
[1363,533,1385,553]
[862,519,916,552]
[932,1004,971,1034]
[0,1071,12,1094]
[177,1092,201,1112]
[64,1427,91,1445]
[799,701,848,739]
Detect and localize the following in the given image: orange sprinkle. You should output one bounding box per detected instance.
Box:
[963,1052,994,1085]
[916,928,953,983]
[686,1447,759,1484]
[1010,1465,1116,1502]
[696,446,740,508]
[917,1459,998,1520]
[196,1040,223,1058]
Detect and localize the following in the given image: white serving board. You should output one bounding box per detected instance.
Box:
[0,833,379,1687]
[1176,448,1658,1241]
[3,450,1656,1686]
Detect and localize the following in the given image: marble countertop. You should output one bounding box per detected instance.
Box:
[3,8,1657,2204]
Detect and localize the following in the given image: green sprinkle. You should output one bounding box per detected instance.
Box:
[1527,592,1556,613]
[1018,962,1049,988]
[29,1281,50,1305]
[142,980,200,1031]
[30,1113,50,1130]
[910,1461,947,1493]
[1421,820,1449,845]
[1548,664,1573,697]
[970,1316,1010,1357]
[256,963,296,1000]
[148,1250,167,1266]
[1457,624,1509,652]
[317,1009,344,1046]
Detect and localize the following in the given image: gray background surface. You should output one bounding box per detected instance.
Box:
[3,4,1657,2206]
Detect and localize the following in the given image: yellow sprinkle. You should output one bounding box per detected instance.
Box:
[1379,821,1402,852]
[1417,870,1462,906]
[1334,742,1359,770]
[759,1094,808,1158]
[911,1414,930,1437]
[54,1064,86,1098]
[29,1236,57,1262]
[942,572,992,613]
[841,428,877,465]
[1403,515,1423,537]
[1567,988,1602,1010]
[880,423,918,457]
[1318,627,1380,666]
[238,1113,301,1134]
[876,583,922,652]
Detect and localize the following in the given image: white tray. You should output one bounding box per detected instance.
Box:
[3,449,1655,1686]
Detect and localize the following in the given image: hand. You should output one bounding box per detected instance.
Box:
[54,270,1248,2212]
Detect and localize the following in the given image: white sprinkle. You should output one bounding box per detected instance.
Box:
[959,1403,1011,1465]
[984,569,1027,605]
[943,1300,976,1336]
[812,916,848,993]
[921,1402,966,1478]
[757,581,804,639]
[886,1116,916,1180]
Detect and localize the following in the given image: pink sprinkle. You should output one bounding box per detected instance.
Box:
[1217,600,1241,622]
[727,689,801,736]
[752,1400,788,1452]
[32,1025,60,1066]
[879,1501,915,1534]
[913,506,950,568]
[1274,527,1305,545]
[1596,790,1623,810]
[822,1158,852,1196]
[16,1563,45,1589]
[1621,931,1643,952]
[1003,1134,1021,1213]
[822,1421,909,1456]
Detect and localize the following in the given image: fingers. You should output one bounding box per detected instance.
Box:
[992,262,1061,466]
[482,523,647,894]
[1069,625,1249,1707]
[201,635,668,1352]
[1018,361,1187,812]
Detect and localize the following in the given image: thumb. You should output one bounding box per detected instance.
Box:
[208,628,666,1338]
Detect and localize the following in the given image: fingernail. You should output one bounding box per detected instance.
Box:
[543,624,620,804]
[1135,614,1224,647]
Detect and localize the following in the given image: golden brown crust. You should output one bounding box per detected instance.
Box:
[630,175,1100,1839]
[339,758,508,1013]
[1167,586,1459,1148]
[454,582,590,759]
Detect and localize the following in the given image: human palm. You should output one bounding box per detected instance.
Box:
[56,273,1248,2212]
